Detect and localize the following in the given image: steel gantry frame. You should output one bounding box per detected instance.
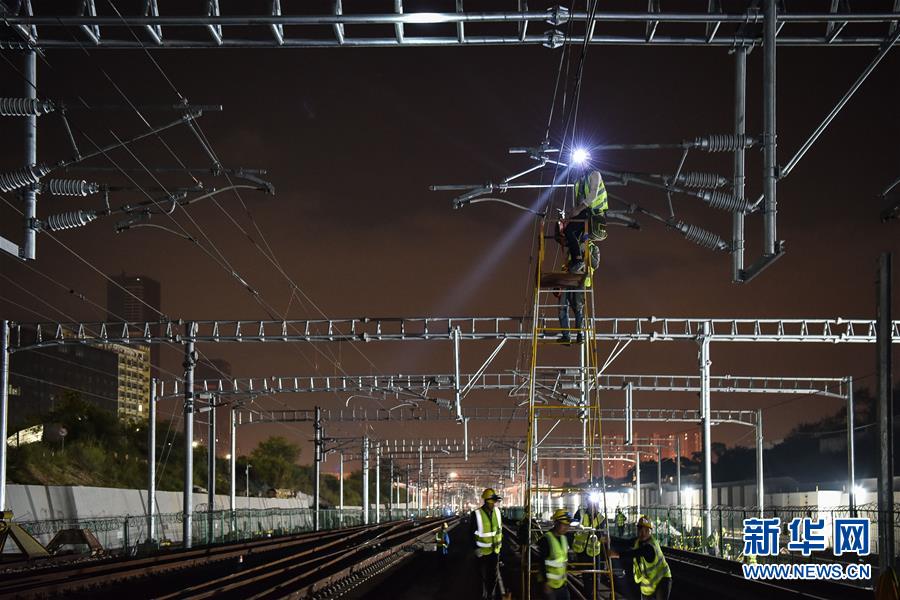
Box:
[1,3,898,49]
[2,315,897,533]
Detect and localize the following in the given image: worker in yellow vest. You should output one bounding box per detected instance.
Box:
[435,522,450,556]
[573,501,607,594]
[609,516,672,600]
[615,508,626,537]
[470,488,503,599]
[537,509,573,599]
[564,169,608,273]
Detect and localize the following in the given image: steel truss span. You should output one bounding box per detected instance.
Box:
[235,406,758,427]
[7,316,900,351]
[0,3,898,49]
[165,372,847,399]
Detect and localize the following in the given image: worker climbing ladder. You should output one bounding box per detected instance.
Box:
[522,217,617,600]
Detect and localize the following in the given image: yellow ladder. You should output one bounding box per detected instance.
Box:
[522,220,616,600]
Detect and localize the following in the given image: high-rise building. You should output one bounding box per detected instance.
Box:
[100,343,151,421]
[107,274,162,376]
[9,344,119,430]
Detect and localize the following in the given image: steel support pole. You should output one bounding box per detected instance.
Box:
[147,378,156,540]
[229,408,236,519]
[339,451,344,525]
[755,409,764,518]
[700,323,713,537]
[182,329,196,548]
[314,406,322,531]
[657,446,663,504]
[635,452,641,518]
[22,51,37,260]
[207,399,216,542]
[418,444,423,514]
[847,376,856,517]
[675,436,681,508]
[876,252,894,572]
[406,464,411,519]
[453,326,462,420]
[625,383,633,444]
[0,321,7,511]
[732,46,747,281]
[362,436,370,525]
[763,0,778,255]
[375,444,381,523]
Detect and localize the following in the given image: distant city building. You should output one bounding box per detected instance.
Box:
[106,273,162,376]
[100,343,151,421]
[9,344,119,429]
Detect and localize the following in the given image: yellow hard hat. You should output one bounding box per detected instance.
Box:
[551,509,572,524]
[637,515,653,529]
[482,488,502,501]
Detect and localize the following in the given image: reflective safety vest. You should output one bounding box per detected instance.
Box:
[633,536,672,597]
[573,512,603,554]
[742,553,758,565]
[544,531,569,589]
[574,173,608,214]
[615,512,626,527]
[436,530,448,548]
[473,506,502,556]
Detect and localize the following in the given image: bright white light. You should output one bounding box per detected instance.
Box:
[589,491,601,504]
[404,12,451,24]
[191,441,200,448]
[449,472,458,479]
[571,147,590,165]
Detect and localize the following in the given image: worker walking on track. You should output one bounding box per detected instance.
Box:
[537,508,573,599]
[564,169,608,273]
[436,522,450,556]
[470,488,504,599]
[609,516,672,600]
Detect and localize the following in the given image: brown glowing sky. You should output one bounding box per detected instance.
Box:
[1,40,898,478]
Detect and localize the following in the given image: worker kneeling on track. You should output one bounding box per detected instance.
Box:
[537,509,573,600]
[609,516,672,600]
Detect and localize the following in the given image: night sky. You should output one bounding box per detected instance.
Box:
[1,20,898,479]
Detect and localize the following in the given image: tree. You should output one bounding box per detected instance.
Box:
[249,436,304,490]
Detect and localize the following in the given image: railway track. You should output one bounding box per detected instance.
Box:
[0,517,454,599]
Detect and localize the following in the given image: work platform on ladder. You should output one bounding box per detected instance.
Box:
[523,220,616,600]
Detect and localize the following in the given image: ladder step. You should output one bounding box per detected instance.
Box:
[540,272,586,289]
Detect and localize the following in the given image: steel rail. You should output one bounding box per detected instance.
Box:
[0,520,401,599]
